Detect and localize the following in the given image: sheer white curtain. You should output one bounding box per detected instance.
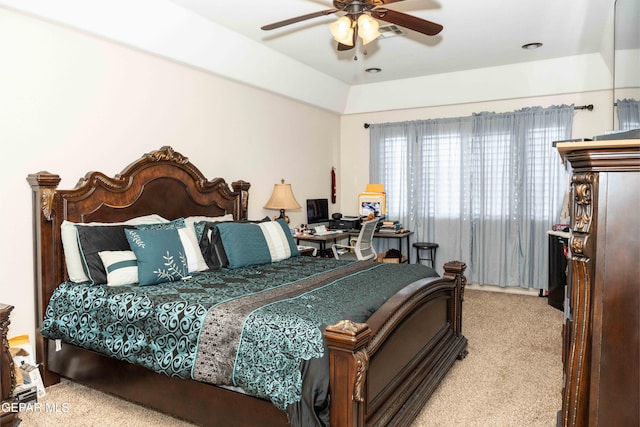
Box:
[369,105,573,289]
[370,118,473,272]
[617,98,640,130]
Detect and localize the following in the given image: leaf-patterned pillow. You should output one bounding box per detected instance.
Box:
[124,228,188,286]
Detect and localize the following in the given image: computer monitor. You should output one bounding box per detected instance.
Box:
[306,198,329,224]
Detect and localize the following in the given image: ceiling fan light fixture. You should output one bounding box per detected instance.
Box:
[330,16,354,45]
[357,14,380,45]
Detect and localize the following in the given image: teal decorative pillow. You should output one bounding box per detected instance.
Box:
[125,228,189,285]
[216,222,271,269]
[136,218,209,273]
[197,216,271,269]
[215,218,299,269]
[135,218,186,230]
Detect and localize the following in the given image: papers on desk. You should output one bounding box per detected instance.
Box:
[314,225,329,235]
[314,225,343,236]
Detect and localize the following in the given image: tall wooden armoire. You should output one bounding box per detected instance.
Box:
[556,140,639,426]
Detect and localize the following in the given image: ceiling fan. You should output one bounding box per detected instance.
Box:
[261,0,443,52]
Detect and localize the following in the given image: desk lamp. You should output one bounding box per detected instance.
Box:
[264,179,301,223]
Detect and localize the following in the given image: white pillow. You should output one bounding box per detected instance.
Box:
[98,251,138,286]
[61,214,168,283]
[184,214,234,229]
[187,214,235,249]
[177,226,209,273]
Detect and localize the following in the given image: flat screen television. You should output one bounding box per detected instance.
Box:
[306,198,329,224]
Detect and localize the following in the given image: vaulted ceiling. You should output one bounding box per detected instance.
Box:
[171,0,614,85]
[2,0,620,113]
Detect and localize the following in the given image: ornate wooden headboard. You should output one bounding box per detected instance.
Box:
[27,146,250,336]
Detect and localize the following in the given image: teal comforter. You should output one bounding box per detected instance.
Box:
[41,256,438,412]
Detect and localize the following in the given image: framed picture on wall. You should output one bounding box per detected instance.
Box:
[358,193,386,217]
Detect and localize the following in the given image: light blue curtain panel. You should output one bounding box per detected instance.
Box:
[617,98,640,130]
[369,105,573,289]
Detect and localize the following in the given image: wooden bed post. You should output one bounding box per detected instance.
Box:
[324,320,371,427]
[26,172,62,387]
[231,180,251,220]
[442,261,468,354]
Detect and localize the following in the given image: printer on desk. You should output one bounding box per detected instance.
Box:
[329,215,363,231]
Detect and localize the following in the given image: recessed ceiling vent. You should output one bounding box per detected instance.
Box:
[378,25,403,38]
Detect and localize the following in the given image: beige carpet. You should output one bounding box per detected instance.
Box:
[15,289,563,427]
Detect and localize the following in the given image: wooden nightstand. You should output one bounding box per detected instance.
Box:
[1,303,17,426]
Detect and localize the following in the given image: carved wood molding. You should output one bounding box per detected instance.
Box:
[27,172,62,223]
[145,146,189,164]
[571,172,596,236]
[331,319,365,335]
[353,350,369,403]
[41,188,56,221]
[325,319,371,404]
[562,170,597,426]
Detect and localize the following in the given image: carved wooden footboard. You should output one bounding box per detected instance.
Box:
[326,261,467,427]
[28,147,467,427]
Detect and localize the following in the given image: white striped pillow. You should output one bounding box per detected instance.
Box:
[258,221,293,262]
[98,250,138,286]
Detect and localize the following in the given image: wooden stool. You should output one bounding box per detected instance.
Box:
[413,242,438,268]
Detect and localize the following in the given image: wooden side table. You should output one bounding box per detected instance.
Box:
[1,303,17,426]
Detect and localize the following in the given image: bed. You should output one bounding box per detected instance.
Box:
[27,146,468,427]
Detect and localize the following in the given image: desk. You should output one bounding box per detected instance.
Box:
[295,232,349,252]
[348,230,414,263]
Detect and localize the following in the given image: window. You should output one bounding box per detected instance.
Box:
[369,105,573,288]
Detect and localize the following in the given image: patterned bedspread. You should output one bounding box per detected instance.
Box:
[41,256,438,413]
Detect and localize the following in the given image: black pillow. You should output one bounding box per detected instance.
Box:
[76,224,132,285]
[197,221,226,269]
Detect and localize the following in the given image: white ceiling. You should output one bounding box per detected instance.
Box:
[169,0,615,85]
[2,0,623,114]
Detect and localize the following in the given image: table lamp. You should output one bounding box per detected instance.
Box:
[264,179,301,223]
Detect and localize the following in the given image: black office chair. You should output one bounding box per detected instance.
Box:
[332,219,379,261]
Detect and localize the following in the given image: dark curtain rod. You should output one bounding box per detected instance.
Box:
[363,104,594,129]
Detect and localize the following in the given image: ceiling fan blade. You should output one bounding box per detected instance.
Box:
[261,9,338,31]
[371,9,443,36]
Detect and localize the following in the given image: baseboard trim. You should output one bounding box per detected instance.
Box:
[466,283,541,296]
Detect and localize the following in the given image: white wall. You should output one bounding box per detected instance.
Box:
[0,0,351,113]
[344,53,614,114]
[0,8,340,340]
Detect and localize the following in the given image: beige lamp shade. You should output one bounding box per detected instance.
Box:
[264,179,301,221]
